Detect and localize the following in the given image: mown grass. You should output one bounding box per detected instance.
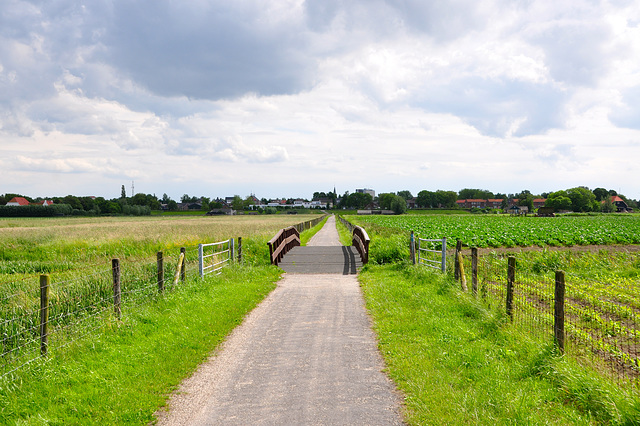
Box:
[359,263,640,425]
[0,265,281,425]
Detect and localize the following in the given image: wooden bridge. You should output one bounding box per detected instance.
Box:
[267,216,369,275]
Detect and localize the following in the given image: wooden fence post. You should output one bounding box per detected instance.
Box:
[454,239,462,281]
[180,247,186,282]
[471,248,478,296]
[238,237,242,263]
[40,274,50,356]
[554,270,566,354]
[457,251,468,292]
[506,256,515,321]
[410,231,416,265]
[112,258,121,319]
[157,251,164,293]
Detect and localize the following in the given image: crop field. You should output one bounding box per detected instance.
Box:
[348,213,640,383]
[352,214,640,247]
[0,214,319,376]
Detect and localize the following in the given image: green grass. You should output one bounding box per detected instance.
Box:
[299,216,329,246]
[0,265,280,425]
[359,263,640,425]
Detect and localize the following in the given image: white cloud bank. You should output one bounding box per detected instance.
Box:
[0,0,639,200]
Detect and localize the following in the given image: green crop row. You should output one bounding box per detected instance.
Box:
[352,214,640,248]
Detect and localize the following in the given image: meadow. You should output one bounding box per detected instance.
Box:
[0,214,322,378]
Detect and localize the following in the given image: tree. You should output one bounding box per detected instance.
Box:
[416,190,437,208]
[121,185,126,199]
[162,193,171,204]
[566,187,596,212]
[378,193,396,210]
[397,190,413,201]
[592,187,609,202]
[345,192,372,209]
[546,191,572,211]
[390,195,407,214]
[232,195,244,211]
[436,190,458,208]
[601,196,616,213]
[458,188,494,200]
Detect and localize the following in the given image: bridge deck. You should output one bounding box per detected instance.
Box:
[278,246,362,275]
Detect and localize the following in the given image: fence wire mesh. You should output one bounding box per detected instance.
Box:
[454,248,640,385]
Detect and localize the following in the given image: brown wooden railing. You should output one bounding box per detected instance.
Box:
[268,226,300,266]
[352,225,370,265]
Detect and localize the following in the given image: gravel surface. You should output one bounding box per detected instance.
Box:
[155,216,404,425]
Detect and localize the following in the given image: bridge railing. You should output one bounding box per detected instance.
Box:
[352,225,370,265]
[268,226,300,266]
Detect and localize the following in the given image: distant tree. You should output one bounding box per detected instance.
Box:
[121,185,126,199]
[545,191,572,211]
[436,190,458,208]
[378,193,396,210]
[162,193,172,204]
[601,196,616,213]
[458,188,494,200]
[416,190,437,208]
[345,192,372,209]
[397,190,413,201]
[592,187,609,202]
[167,200,178,211]
[63,195,83,210]
[201,196,211,212]
[390,195,407,214]
[232,195,244,211]
[516,191,534,211]
[567,187,596,212]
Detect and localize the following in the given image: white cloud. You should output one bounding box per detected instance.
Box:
[1,0,640,199]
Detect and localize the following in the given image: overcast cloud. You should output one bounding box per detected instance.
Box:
[1,0,639,200]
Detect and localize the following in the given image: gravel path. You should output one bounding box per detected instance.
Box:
[155,216,404,425]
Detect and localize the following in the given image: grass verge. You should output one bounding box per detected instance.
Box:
[359,263,640,425]
[299,215,329,246]
[0,265,280,425]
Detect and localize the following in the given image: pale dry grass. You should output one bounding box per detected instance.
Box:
[0,215,317,245]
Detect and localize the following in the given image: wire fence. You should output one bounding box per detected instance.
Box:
[449,245,640,385]
[0,243,218,380]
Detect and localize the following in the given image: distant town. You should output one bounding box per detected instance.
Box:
[0,185,636,217]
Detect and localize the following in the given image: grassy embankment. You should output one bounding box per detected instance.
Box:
[0,214,324,424]
[334,214,640,424]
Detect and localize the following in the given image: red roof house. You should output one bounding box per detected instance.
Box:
[6,197,30,206]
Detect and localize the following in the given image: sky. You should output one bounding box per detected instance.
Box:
[1,0,639,201]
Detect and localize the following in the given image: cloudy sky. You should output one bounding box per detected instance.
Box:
[1,0,639,201]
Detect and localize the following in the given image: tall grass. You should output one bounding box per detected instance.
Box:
[360,263,640,424]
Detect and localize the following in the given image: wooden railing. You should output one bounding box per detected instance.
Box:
[268,226,300,266]
[352,225,370,265]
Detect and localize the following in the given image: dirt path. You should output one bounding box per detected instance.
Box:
[155,216,404,425]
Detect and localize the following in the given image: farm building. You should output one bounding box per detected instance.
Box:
[603,196,633,212]
[6,197,30,206]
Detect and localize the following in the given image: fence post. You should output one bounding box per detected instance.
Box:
[173,252,185,286]
[454,239,462,281]
[198,244,204,277]
[471,248,478,296]
[230,239,235,264]
[506,256,515,321]
[410,231,416,265]
[441,238,447,273]
[457,251,468,292]
[40,274,50,356]
[554,270,566,354]
[157,251,164,293]
[112,258,121,320]
[180,247,186,282]
[238,237,242,263]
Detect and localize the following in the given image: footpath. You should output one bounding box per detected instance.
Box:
[156,215,404,425]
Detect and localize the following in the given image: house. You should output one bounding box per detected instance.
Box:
[34,200,54,206]
[6,197,30,206]
[508,205,529,215]
[533,199,547,209]
[604,196,633,212]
